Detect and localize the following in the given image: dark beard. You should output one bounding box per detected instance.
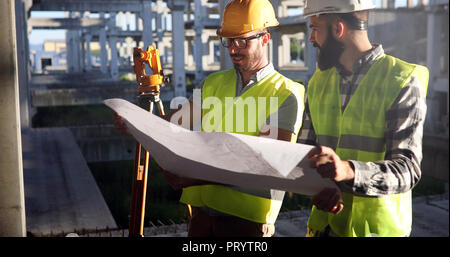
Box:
[315,27,345,71]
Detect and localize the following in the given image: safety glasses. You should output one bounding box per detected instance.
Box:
[220,33,266,49]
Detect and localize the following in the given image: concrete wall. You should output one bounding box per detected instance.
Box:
[369,8,449,182]
[369,9,429,66]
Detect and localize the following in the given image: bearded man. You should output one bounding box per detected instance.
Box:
[297,0,429,237]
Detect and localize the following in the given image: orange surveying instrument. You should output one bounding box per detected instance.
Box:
[128,46,168,237]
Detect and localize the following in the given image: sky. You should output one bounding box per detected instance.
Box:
[29,11,66,45]
[28,0,418,46]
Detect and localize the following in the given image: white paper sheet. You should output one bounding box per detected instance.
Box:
[104,98,338,196]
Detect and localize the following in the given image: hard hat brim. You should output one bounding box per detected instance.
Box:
[216,22,279,38]
[300,4,376,19]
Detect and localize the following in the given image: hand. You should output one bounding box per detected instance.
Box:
[113,111,130,135]
[311,188,344,214]
[307,145,355,182]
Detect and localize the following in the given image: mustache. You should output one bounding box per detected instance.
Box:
[230,54,245,58]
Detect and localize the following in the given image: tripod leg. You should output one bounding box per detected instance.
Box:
[128,102,154,237]
[156,98,165,116]
[129,142,146,236]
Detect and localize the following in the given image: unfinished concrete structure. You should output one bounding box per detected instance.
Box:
[0,0,448,236]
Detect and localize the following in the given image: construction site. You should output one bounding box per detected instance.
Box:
[0,0,448,238]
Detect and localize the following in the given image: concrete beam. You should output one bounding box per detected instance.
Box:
[0,0,26,237]
[28,17,106,29]
[30,0,145,12]
[430,0,449,5]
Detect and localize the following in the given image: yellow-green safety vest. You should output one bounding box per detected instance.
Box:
[180,68,305,224]
[307,55,429,237]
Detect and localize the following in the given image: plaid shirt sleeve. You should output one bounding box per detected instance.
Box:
[350,75,427,196]
[296,96,317,145]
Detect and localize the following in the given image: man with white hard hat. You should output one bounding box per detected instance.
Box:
[297,0,429,237]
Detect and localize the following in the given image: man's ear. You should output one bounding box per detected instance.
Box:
[335,21,345,39]
[262,33,271,46]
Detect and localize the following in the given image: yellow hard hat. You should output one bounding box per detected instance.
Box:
[217,0,279,38]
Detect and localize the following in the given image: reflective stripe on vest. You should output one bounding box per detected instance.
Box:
[180,68,304,224]
[307,55,429,236]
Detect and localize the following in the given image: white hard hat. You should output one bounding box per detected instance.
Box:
[302,0,376,18]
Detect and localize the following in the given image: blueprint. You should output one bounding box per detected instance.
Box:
[104,98,338,196]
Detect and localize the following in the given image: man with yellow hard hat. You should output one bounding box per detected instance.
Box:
[158,0,305,237]
[297,0,429,237]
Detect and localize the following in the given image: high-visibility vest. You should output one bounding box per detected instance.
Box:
[180,68,305,224]
[307,55,429,237]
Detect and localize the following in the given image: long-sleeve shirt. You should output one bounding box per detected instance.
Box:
[297,45,428,197]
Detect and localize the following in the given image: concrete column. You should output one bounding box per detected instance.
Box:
[218,0,232,70]
[73,30,81,72]
[426,3,443,132]
[66,30,73,72]
[68,12,81,73]
[271,0,281,69]
[99,13,107,74]
[407,0,415,7]
[0,0,26,237]
[208,39,215,65]
[85,33,92,71]
[201,33,211,69]
[193,0,204,84]
[80,33,86,72]
[388,0,396,8]
[135,12,140,31]
[155,0,164,43]
[281,35,291,66]
[163,11,168,31]
[164,45,169,65]
[168,0,187,97]
[14,0,31,130]
[108,12,119,80]
[109,35,119,80]
[185,40,191,67]
[142,0,153,47]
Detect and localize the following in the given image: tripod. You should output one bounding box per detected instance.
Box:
[128,91,165,237]
[129,46,192,237]
[128,46,166,237]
